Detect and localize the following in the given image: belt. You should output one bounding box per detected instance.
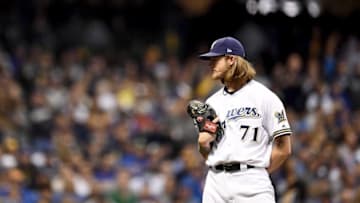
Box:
[210,162,255,172]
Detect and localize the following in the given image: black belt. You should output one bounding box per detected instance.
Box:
[210,162,255,172]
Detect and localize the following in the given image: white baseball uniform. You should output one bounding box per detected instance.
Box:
[202,79,292,203]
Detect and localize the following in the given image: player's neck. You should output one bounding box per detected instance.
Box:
[224,79,247,92]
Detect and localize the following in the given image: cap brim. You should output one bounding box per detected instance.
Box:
[198,52,224,60]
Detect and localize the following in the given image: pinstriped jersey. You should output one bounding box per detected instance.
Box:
[205,80,292,167]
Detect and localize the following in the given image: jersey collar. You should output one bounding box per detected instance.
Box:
[223,79,252,95]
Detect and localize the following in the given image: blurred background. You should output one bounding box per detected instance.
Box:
[0,0,360,202]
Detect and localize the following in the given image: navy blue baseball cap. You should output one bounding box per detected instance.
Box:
[199,36,245,60]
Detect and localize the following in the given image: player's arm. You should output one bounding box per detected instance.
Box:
[198,117,219,159]
[198,132,215,159]
[267,134,291,174]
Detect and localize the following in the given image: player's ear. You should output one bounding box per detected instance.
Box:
[226,55,236,66]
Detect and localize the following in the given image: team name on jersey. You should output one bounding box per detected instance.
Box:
[226,107,261,120]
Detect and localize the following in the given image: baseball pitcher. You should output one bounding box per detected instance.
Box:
[187,36,292,203]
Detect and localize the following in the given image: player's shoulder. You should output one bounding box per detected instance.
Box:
[205,80,281,104]
[249,80,283,104]
[250,80,276,96]
[253,81,286,110]
[238,80,265,97]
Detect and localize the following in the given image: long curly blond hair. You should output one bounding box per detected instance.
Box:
[223,55,256,83]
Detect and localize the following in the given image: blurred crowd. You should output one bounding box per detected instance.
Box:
[1,1,360,203]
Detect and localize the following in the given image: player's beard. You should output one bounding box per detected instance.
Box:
[221,63,239,82]
[211,70,223,80]
[211,64,230,80]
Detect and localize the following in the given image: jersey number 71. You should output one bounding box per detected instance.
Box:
[240,125,258,141]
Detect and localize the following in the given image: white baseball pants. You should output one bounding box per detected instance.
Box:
[202,167,275,203]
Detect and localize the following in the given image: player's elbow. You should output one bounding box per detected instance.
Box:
[275,147,291,163]
[282,147,292,159]
[281,142,292,160]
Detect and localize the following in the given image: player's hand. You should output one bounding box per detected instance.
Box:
[198,117,219,145]
[198,132,215,145]
[187,100,222,135]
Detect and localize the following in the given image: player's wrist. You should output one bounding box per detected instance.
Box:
[198,143,211,159]
[198,143,211,153]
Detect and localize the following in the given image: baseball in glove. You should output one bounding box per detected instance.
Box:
[187,100,223,137]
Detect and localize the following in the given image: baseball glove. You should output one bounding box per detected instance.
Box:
[187,100,223,137]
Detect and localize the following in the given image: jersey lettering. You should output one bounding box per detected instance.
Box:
[226,107,260,120]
